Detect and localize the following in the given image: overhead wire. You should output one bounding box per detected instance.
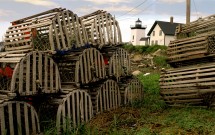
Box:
[118,0,157,21]
[192,0,199,19]
[117,0,148,18]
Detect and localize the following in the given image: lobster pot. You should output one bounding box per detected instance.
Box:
[123,78,144,105]
[4,8,88,53]
[56,90,93,133]
[160,63,215,105]
[81,10,122,48]
[0,51,61,100]
[176,14,215,39]
[90,79,121,114]
[167,33,215,67]
[57,48,106,87]
[108,48,131,81]
[0,101,40,135]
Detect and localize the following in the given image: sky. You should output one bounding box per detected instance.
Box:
[0,0,214,42]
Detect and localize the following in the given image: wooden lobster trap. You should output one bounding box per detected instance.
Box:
[89,79,121,114]
[0,101,41,135]
[167,32,215,67]
[81,10,122,48]
[176,14,215,39]
[56,90,93,133]
[160,63,215,106]
[0,51,61,100]
[4,8,88,53]
[56,48,106,87]
[36,89,93,134]
[105,47,131,81]
[119,77,144,105]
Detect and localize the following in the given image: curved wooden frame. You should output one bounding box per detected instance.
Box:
[108,48,131,81]
[0,51,61,99]
[56,90,93,134]
[81,10,122,48]
[92,80,121,114]
[4,8,88,53]
[123,78,144,104]
[0,101,40,135]
[58,48,106,87]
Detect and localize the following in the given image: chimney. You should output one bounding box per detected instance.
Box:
[170,16,173,24]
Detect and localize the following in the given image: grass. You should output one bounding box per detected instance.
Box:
[44,73,215,135]
[122,44,167,54]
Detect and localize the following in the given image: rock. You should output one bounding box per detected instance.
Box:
[132,54,142,62]
[132,70,142,76]
[143,73,150,76]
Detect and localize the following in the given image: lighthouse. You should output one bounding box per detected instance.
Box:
[130,18,147,46]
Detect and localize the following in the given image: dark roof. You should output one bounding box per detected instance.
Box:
[136,18,141,23]
[147,21,183,36]
[0,42,3,46]
[139,37,149,41]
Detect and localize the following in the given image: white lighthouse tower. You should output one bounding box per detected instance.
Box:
[130,18,147,46]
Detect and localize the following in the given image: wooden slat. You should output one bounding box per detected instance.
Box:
[8,103,14,135]
[50,59,54,92]
[16,99,22,135]
[0,106,5,135]
[26,55,30,95]
[44,55,48,92]
[33,52,36,93]
[57,14,66,49]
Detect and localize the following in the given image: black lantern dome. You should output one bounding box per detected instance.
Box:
[131,18,146,29]
[135,18,142,28]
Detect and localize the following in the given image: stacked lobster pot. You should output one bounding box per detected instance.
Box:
[160,14,215,107]
[0,8,144,135]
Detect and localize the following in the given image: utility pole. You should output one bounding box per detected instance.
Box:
[186,0,191,24]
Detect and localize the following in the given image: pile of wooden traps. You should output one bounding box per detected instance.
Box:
[0,8,144,135]
[160,14,215,107]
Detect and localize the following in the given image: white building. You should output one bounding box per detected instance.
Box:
[147,17,182,46]
[130,18,149,46]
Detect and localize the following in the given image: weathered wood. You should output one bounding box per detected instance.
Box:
[90,80,121,114]
[0,51,60,100]
[56,48,106,87]
[176,14,215,38]
[0,101,40,135]
[160,63,215,105]
[122,78,144,104]
[167,33,215,65]
[4,8,88,52]
[107,47,131,81]
[38,90,93,134]
[81,10,122,48]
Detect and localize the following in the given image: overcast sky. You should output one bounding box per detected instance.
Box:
[0,0,214,42]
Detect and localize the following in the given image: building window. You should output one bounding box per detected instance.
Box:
[151,40,154,45]
[159,30,162,36]
[153,31,155,36]
[155,40,158,45]
[133,35,134,40]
